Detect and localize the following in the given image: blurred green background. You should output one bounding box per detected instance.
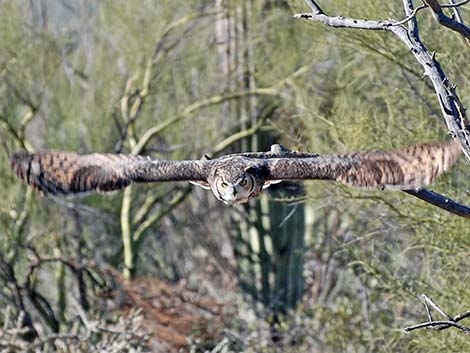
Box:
[1,1,469,352]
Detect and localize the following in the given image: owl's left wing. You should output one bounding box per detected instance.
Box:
[10,151,210,195]
[262,140,461,190]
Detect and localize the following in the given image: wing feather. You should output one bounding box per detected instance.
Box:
[265,140,461,189]
[10,151,209,195]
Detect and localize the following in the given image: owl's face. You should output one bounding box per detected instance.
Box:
[212,172,258,205]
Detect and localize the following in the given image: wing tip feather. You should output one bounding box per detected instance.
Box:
[10,150,68,195]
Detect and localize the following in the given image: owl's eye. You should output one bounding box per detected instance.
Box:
[239,179,248,187]
[221,181,228,188]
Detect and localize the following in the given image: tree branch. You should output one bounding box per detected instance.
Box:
[404,188,470,217]
[211,106,272,153]
[131,88,282,155]
[402,0,420,35]
[133,186,191,245]
[405,294,470,333]
[393,4,427,26]
[423,0,470,39]
[442,0,470,7]
[293,12,391,30]
[114,11,218,153]
[392,0,470,27]
[295,0,470,162]
[448,0,466,23]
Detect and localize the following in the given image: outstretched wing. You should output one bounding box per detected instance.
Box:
[10,151,209,195]
[264,140,461,189]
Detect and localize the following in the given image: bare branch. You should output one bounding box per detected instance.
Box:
[393,0,470,27]
[448,0,465,23]
[405,319,470,332]
[293,12,391,30]
[404,188,470,218]
[402,0,420,35]
[423,0,470,40]
[442,0,470,8]
[448,0,470,45]
[405,294,470,334]
[423,294,453,320]
[393,4,427,26]
[295,0,470,162]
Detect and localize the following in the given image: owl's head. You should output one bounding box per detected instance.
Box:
[211,170,258,204]
[191,158,273,205]
[202,160,266,205]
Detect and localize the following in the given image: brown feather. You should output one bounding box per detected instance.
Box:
[10,151,209,195]
[337,139,461,189]
[10,140,461,200]
[265,139,461,190]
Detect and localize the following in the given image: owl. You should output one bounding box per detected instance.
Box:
[10,140,460,205]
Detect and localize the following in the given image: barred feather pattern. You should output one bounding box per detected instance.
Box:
[10,151,208,195]
[10,140,461,202]
[338,140,461,189]
[265,139,461,189]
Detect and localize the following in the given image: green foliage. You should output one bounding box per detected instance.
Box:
[1,1,470,352]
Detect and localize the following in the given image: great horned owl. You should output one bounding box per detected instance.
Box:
[10,140,461,205]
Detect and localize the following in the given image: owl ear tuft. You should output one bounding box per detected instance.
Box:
[190,180,211,189]
[244,166,257,174]
[270,144,290,154]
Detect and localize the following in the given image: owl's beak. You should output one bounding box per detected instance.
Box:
[219,185,252,205]
[221,186,237,204]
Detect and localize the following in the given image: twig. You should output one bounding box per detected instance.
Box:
[442,0,470,8]
[401,0,420,35]
[114,10,219,153]
[449,0,465,23]
[423,294,453,320]
[211,109,271,153]
[405,320,470,332]
[392,4,427,26]
[392,0,470,26]
[405,294,470,333]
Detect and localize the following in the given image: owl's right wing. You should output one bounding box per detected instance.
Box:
[263,140,461,190]
[10,151,210,195]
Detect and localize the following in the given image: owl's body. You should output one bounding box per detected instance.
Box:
[10,140,461,205]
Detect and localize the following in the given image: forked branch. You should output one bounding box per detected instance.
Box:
[423,0,470,41]
[405,294,470,333]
